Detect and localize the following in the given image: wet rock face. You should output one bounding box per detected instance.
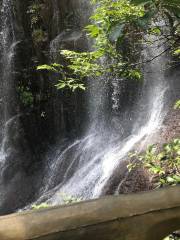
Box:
[53,0,90,30]
[151,66,180,145]
[160,109,180,142]
[0,0,91,214]
[44,0,90,140]
[101,160,152,196]
[101,108,180,196]
[12,0,90,149]
[14,0,91,157]
[102,110,180,196]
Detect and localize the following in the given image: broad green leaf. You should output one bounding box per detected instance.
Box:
[56,82,66,89]
[37,64,58,72]
[85,24,100,37]
[174,100,180,109]
[51,63,63,69]
[149,27,161,35]
[173,49,180,56]
[78,85,86,90]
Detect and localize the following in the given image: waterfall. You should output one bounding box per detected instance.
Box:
[0,0,17,165]
[0,0,175,213]
[0,0,18,210]
[31,24,170,205]
[0,0,32,214]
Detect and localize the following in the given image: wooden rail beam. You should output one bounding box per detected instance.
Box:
[0,186,179,240]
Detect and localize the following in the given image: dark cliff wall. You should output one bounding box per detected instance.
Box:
[0,0,90,214]
[16,0,91,157]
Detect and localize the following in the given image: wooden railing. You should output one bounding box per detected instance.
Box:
[0,186,179,240]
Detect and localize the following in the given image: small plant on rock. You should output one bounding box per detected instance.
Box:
[128,138,180,188]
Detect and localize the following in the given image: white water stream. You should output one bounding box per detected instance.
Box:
[0,1,172,211]
[31,31,170,206]
[0,0,17,163]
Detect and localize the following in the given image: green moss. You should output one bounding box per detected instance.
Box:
[17,86,34,107]
[32,28,47,45]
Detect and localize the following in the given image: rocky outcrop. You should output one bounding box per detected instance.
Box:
[101,160,152,196]
[159,109,180,142]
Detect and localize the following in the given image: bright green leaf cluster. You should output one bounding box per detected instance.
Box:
[57,0,146,85]
[59,0,179,86]
[174,100,180,109]
[37,0,180,91]
[31,203,49,210]
[37,63,86,91]
[17,86,34,107]
[27,1,48,46]
[128,139,180,188]
[60,193,83,204]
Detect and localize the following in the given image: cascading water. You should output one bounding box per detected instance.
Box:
[32,23,170,205]
[0,0,17,169]
[0,0,35,214]
[0,0,177,213]
[0,0,21,211]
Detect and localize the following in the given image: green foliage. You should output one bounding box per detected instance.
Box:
[17,86,34,107]
[130,0,180,17]
[32,28,47,45]
[56,0,179,87]
[174,49,180,55]
[27,2,41,27]
[173,48,180,57]
[37,63,62,72]
[37,63,86,91]
[27,1,47,46]
[131,0,180,59]
[60,193,83,204]
[126,69,142,80]
[31,194,82,211]
[148,27,161,36]
[37,0,146,91]
[128,139,180,188]
[31,203,49,210]
[174,100,180,109]
[61,0,145,81]
[164,235,180,240]
[37,0,179,91]
[61,50,104,78]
